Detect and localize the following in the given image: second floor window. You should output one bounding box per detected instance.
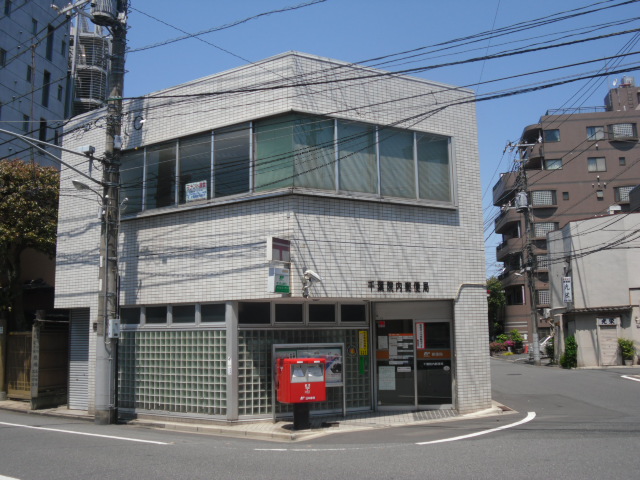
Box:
[587,157,606,172]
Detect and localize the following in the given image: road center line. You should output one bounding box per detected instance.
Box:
[0,421,170,445]
[621,375,640,382]
[415,412,536,445]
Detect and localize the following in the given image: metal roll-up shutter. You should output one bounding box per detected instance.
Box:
[68,309,90,410]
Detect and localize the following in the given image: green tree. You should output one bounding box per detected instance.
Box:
[0,160,59,331]
[487,276,506,340]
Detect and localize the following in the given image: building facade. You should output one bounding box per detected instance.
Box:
[0,0,70,166]
[55,52,490,420]
[548,213,640,367]
[492,77,640,342]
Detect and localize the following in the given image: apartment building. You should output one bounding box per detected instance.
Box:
[492,77,640,341]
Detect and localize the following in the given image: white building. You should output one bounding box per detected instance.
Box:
[548,213,640,366]
[55,52,490,421]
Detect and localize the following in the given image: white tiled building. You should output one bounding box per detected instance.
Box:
[55,52,490,420]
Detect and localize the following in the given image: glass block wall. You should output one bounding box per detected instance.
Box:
[118,330,227,416]
[238,328,371,417]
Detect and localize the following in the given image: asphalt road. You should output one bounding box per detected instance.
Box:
[1,360,639,480]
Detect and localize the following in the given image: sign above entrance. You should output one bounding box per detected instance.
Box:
[368,281,430,293]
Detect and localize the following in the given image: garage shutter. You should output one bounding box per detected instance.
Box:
[68,309,90,410]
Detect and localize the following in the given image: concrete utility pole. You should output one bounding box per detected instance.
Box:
[91,0,127,425]
[56,0,127,424]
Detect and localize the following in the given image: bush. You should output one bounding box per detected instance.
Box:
[560,335,578,369]
[545,337,554,358]
[618,338,635,360]
[496,334,509,343]
[490,342,507,354]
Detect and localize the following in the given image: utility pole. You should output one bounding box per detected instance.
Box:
[55,0,127,424]
[515,161,541,366]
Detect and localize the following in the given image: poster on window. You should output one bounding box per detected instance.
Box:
[185,180,208,202]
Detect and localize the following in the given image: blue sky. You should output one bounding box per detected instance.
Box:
[119,0,640,275]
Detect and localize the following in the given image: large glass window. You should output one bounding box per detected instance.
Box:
[146,142,176,209]
[587,126,605,140]
[179,134,211,204]
[293,115,335,190]
[543,129,560,142]
[309,304,336,323]
[417,133,451,202]
[254,115,294,191]
[544,158,562,170]
[275,304,303,323]
[379,128,415,199]
[215,123,250,197]
[238,302,270,324]
[172,305,195,324]
[534,222,557,238]
[145,306,167,324]
[338,121,377,194]
[201,304,225,323]
[531,190,556,206]
[609,123,637,140]
[120,150,144,214]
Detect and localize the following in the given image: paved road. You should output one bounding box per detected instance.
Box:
[1,360,639,480]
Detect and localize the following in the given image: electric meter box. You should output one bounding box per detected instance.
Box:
[276,358,327,404]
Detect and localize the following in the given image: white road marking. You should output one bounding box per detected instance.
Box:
[415,411,536,445]
[0,421,170,445]
[0,475,22,480]
[255,448,348,452]
[621,375,640,382]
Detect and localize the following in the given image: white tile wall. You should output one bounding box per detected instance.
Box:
[56,52,489,414]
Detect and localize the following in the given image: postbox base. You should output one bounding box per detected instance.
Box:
[293,403,311,430]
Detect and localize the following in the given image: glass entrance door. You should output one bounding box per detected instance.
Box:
[376,319,452,407]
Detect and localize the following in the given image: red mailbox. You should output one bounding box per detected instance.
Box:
[276,358,327,404]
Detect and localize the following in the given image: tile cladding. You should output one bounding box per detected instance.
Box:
[55,52,490,413]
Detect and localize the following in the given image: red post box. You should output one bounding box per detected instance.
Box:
[276,358,327,404]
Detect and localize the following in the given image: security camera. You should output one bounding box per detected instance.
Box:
[304,270,322,283]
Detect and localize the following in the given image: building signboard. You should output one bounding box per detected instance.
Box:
[562,277,573,304]
[185,180,207,202]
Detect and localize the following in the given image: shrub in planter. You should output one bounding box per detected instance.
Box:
[560,335,578,369]
[490,342,507,354]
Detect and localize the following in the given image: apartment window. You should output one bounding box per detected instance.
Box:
[536,255,549,269]
[31,18,38,35]
[57,84,63,101]
[45,25,54,61]
[543,158,562,170]
[38,119,47,142]
[537,290,550,305]
[562,192,569,201]
[0,48,5,67]
[4,0,11,16]
[543,129,560,142]
[587,157,606,172]
[614,185,635,203]
[61,39,66,56]
[608,123,637,140]
[506,286,525,306]
[531,190,556,206]
[534,222,557,238]
[26,65,32,83]
[586,126,605,140]
[22,114,30,132]
[42,70,51,108]
[619,157,626,166]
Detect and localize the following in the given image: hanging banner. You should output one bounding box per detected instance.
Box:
[562,277,573,304]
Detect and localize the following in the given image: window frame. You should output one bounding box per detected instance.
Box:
[586,126,605,141]
[543,129,560,142]
[587,157,606,173]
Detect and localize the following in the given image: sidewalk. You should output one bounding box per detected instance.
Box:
[0,399,507,441]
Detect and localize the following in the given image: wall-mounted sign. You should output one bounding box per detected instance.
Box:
[359,330,368,356]
[267,237,290,262]
[185,180,207,202]
[368,281,430,293]
[562,277,573,304]
[597,317,619,326]
[268,267,290,294]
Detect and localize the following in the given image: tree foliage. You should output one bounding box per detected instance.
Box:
[0,159,59,330]
[486,276,506,339]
